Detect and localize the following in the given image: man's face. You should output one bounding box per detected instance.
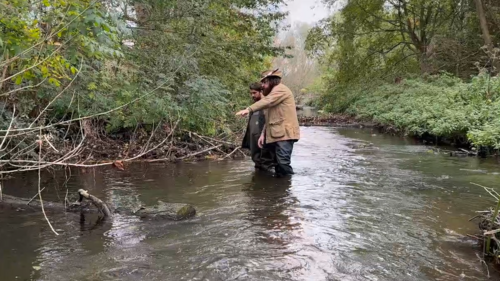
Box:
[261,80,270,94]
[261,79,273,96]
[250,90,261,102]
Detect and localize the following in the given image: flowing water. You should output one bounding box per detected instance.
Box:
[1,126,500,281]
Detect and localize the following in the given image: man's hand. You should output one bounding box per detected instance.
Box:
[235,108,250,117]
[258,134,265,148]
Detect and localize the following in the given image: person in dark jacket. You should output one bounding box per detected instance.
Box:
[241,83,275,172]
[236,70,300,177]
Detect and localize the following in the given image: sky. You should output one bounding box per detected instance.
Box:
[283,0,330,24]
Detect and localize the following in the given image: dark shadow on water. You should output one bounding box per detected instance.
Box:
[79,213,109,232]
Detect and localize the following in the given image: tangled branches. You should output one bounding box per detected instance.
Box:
[470,182,500,265]
[0,115,245,175]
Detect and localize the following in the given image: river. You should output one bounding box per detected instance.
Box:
[1,126,499,281]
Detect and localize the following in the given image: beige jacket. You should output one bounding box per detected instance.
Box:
[248,83,300,144]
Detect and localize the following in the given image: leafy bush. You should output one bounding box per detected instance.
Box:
[1,0,284,139]
[323,73,500,148]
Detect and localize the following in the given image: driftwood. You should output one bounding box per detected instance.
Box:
[0,190,196,221]
[469,182,500,268]
[78,189,113,217]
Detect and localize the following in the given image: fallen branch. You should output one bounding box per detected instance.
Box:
[476,253,491,278]
[221,146,242,160]
[193,133,227,155]
[467,234,483,240]
[484,229,500,236]
[472,182,500,263]
[78,189,112,217]
[0,105,15,152]
[185,130,235,146]
[37,135,59,236]
[1,191,196,221]
[238,149,247,158]
[471,182,500,201]
[27,186,46,205]
[177,144,223,160]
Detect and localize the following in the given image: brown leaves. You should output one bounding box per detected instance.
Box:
[113,160,125,171]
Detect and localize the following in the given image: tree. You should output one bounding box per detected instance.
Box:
[106,0,287,133]
[273,22,319,103]
[474,0,500,72]
[0,0,287,173]
[311,0,465,75]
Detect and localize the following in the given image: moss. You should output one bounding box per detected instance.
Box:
[176,205,196,219]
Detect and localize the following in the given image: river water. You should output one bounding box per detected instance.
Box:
[1,126,500,281]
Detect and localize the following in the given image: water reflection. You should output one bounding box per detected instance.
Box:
[244,172,299,247]
[1,127,500,280]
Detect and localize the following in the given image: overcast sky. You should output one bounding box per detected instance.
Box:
[283,0,330,24]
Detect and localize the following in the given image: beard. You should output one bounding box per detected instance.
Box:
[262,84,274,96]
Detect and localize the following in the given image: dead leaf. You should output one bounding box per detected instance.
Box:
[113,161,125,171]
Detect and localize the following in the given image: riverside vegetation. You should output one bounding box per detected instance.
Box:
[305,0,500,153]
[0,0,288,173]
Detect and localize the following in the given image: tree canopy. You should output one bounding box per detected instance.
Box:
[307,0,500,87]
[0,0,286,135]
[305,0,500,149]
[0,0,288,170]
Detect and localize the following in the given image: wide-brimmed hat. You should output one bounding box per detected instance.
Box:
[260,68,283,82]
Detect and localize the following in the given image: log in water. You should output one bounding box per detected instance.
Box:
[0,192,196,221]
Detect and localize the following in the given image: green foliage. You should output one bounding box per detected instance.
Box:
[308,0,500,110]
[342,74,500,148]
[0,0,286,138]
[1,0,123,123]
[307,0,500,150]
[110,0,286,135]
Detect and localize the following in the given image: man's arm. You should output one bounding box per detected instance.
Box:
[248,87,289,113]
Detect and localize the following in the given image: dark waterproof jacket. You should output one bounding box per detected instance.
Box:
[242,110,265,150]
[241,110,274,169]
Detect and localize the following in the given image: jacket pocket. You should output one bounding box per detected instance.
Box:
[269,118,285,138]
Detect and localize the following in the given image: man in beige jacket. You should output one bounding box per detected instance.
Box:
[236,69,300,177]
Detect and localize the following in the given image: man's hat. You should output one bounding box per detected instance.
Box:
[260,68,283,82]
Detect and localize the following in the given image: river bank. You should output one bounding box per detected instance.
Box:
[6,95,496,176]
[309,74,500,157]
[298,112,495,159]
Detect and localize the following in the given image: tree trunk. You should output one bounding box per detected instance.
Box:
[82,119,97,139]
[419,55,433,74]
[474,0,500,72]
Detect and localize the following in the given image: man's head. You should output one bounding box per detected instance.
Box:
[260,69,282,96]
[249,82,262,102]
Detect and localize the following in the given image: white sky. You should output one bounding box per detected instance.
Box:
[283,0,330,24]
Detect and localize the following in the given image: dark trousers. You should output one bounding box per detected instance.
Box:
[266,140,295,177]
[252,143,275,172]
